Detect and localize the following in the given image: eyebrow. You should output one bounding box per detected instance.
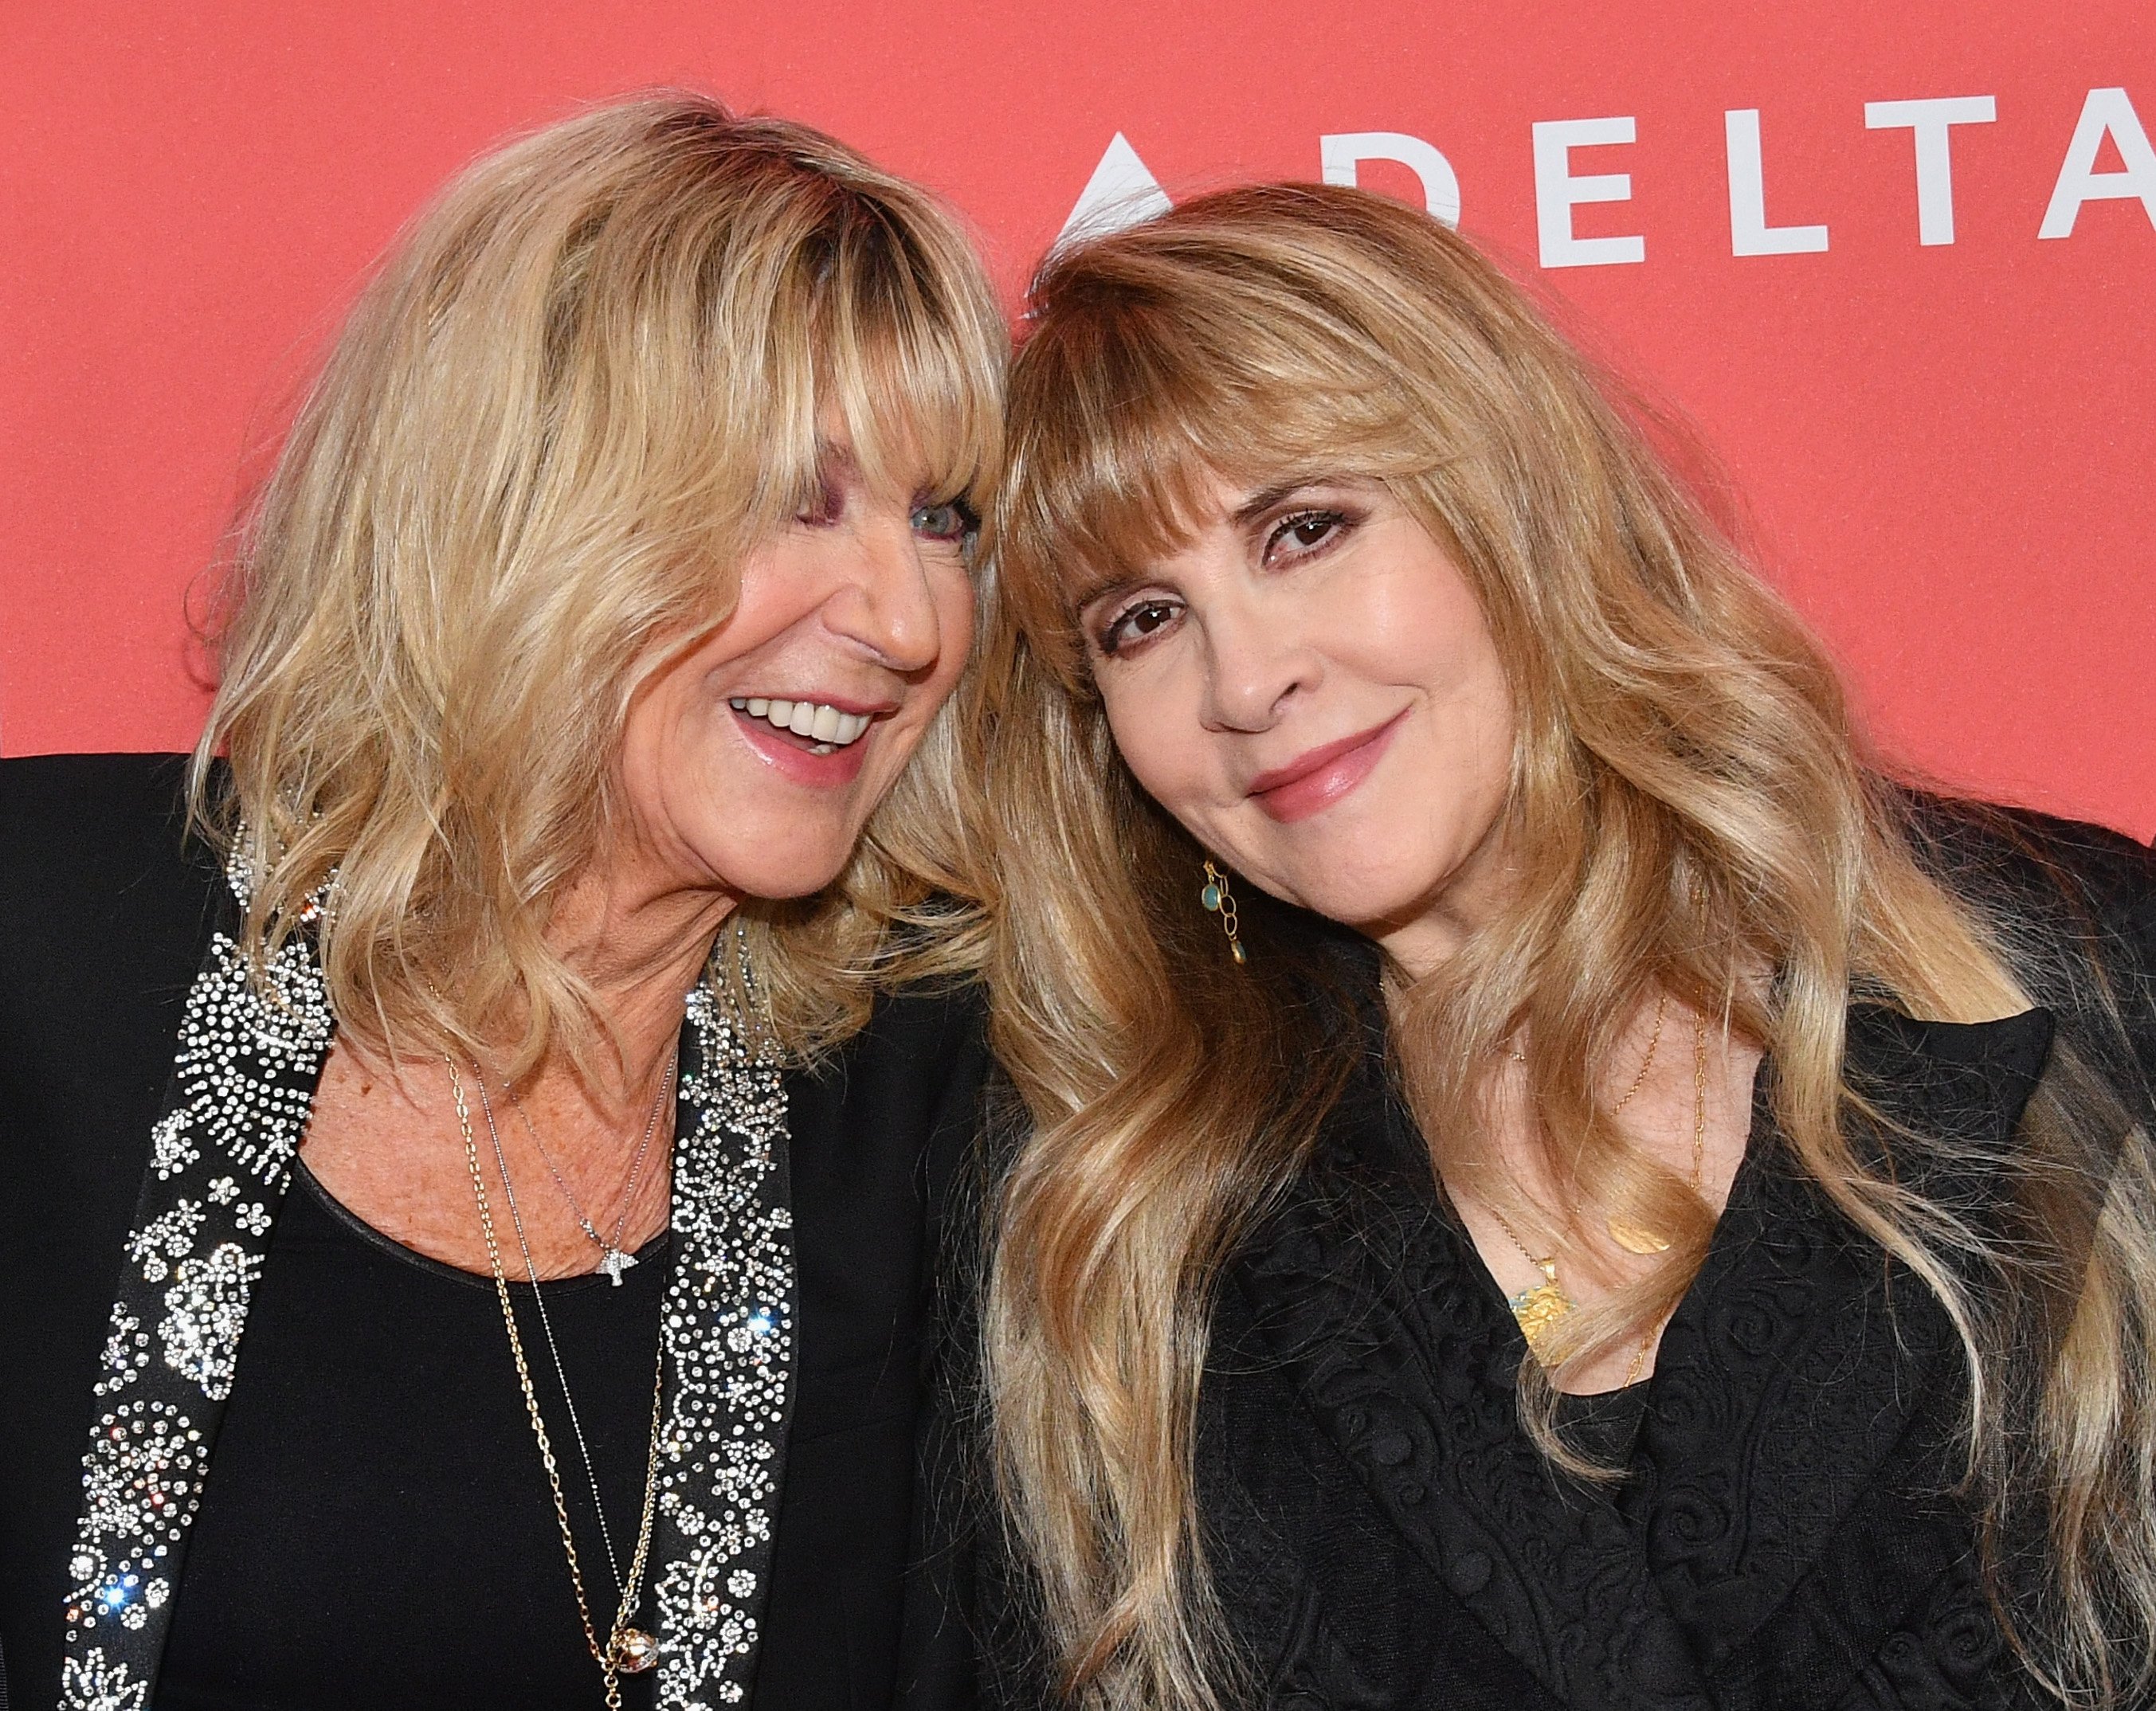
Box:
[813,440,864,483]
[1228,474,1359,527]
[1071,570,1141,614]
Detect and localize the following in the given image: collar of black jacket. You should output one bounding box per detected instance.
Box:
[1225,999,2056,1711]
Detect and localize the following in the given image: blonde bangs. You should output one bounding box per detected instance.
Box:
[810,202,1005,520]
[195,92,1008,1076]
[995,233,1428,682]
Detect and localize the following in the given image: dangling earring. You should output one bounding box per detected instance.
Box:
[1200,859,1247,965]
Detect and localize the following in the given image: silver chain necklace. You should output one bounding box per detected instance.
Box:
[449,1062,667,1700]
[472,1073,653,1596]
[502,1051,675,1285]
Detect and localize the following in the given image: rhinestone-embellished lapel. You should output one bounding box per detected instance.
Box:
[648,979,798,1708]
[58,859,801,1711]
[58,863,332,1710]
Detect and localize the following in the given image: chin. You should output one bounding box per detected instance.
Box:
[725,849,857,901]
[1281,863,1434,935]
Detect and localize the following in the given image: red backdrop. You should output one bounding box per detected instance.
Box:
[3,1,2150,836]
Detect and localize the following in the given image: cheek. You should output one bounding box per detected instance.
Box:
[1100,679,1207,822]
[927,574,978,695]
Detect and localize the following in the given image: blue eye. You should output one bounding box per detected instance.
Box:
[911,499,978,543]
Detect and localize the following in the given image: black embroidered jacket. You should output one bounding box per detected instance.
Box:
[0,754,988,1711]
[983,802,2156,1711]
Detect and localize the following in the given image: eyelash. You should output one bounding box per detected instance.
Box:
[1263,507,1350,562]
[911,497,980,543]
[1092,507,1355,657]
[1095,597,1181,657]
[793,487,980,546]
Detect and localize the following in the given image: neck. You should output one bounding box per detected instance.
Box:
[531,853,739,1115]
[1366,817,1519,978]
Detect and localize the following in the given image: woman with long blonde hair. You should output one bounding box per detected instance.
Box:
[0,95,1002,1709]
[970,183,2156,1711]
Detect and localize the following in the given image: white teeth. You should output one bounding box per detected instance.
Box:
[727,697,874,749]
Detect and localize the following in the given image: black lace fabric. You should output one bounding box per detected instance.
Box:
[1196,1000,2060,1711]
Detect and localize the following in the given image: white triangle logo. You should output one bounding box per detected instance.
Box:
[1056,132,1173,245]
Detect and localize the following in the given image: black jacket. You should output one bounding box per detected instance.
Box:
[0,753,987,1711]
[982,802,2156,1711]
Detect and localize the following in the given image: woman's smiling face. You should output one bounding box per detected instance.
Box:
[612,440,977,908]
[1080,476,1518,971]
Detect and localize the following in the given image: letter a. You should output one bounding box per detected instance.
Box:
[1058,134,1173,246]
[2039,88,2156,237]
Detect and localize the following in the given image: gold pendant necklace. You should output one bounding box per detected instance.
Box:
[448,1059,668,1708]
[1485,996,1708,1382]
[1503,1249,1574,1364]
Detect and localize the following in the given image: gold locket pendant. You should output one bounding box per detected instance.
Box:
[1507,1257,1574,1362]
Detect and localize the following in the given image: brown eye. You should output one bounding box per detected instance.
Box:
[1099,597,1183,657]
[1264,508,1350,562]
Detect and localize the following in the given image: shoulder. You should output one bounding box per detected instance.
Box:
[1897,789,2156,1115]
[0,753,227,1039]
[1899,789,2156,923]
[1897,789,2156,983]
[0,750,216,895]
[788,976,992,1176]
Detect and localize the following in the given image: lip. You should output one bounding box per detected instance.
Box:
[730,702,880,788]
[1246,711,1405,824]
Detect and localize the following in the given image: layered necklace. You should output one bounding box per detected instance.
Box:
[1486,995,1710,1384]
[507,1063,671,1286]
[445,1050,679,1708]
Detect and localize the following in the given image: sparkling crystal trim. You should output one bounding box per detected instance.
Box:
[62,858,333,1704]
[649,981,798,1710]
[61,850,798,1710]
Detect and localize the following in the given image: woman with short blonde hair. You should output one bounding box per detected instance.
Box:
[0,93,1002,1709]
[971,184,2156,1711]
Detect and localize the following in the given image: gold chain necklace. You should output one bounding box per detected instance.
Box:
[447,1059,668,1707]
[1487,996,1709,1384]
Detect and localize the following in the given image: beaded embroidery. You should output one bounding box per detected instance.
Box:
[60,848,335,1706]
[61,853,798,1709]
[650,981,797,1708]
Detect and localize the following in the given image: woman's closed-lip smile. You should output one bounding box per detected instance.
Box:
[1246,710,1406,823]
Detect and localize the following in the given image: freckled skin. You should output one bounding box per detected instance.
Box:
[302,457,974,1278]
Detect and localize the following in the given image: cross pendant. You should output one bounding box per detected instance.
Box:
[598,1247,637,1286]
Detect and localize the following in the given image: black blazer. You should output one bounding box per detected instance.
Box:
[0,753,987,1711]
[982,803,2156,1711]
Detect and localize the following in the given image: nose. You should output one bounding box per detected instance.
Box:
[1199,593,1319,732]
[824,515,946,675]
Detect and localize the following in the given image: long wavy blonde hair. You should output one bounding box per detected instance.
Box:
[971,184,2156,1709]
[191,92,1005,1071]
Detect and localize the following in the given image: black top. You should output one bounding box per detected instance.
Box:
[978,801,2156,1711]
[157,1164,675,1709]
[0,753,989,1711]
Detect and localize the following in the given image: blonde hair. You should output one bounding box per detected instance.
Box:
[972,184,2156,1709]
[192,92,1005,1071]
